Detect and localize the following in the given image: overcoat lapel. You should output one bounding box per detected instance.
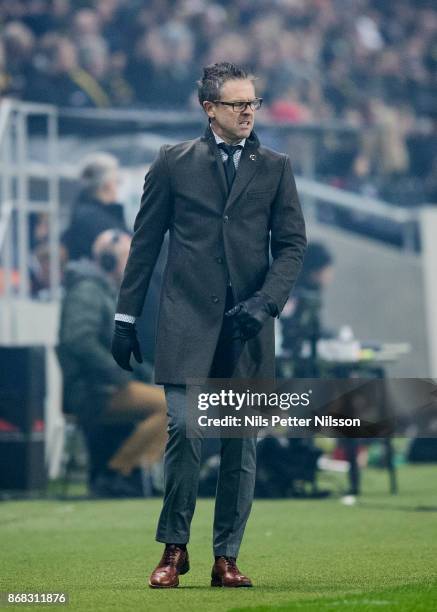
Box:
[224,136,260,213]
[201,126,228,203]
[201,124,261,212]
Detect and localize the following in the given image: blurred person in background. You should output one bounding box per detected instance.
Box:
[0,39,8,98]
[125,22,195,108]
[57,229,167,498]
[71,8,101,40]
[27,34,111,107]
[30,237,68,299]
[280,242,334,377]
[278,240,366,496]
[2,21,36,99]
[63,152,129,261]
[77,34,132,107]
[63,151,162,369]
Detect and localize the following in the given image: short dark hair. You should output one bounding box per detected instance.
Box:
[302,243,333,275]
[197,62,253,107]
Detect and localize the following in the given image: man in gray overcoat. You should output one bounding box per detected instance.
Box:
[111,62,307,588]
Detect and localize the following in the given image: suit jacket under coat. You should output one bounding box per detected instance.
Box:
[116,125,307,384]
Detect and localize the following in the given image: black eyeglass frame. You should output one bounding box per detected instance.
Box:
[213,98,263,112]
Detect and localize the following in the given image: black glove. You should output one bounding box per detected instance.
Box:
[225,293,277,341]
[111,320,143,372]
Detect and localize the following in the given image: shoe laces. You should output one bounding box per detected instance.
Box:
[222,556,237,570]
[163,545,182,565]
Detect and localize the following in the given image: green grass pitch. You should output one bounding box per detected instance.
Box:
[1,465,437,611]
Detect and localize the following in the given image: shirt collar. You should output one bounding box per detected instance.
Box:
[210,126,246,148]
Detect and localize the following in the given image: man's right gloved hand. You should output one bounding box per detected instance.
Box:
[111,321,143,372]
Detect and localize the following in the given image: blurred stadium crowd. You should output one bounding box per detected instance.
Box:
[0,0,437,206]
[0,0,436,202]
[0,0,435,117]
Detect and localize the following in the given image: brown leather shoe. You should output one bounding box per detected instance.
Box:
[149,545,189,588]
[211,556,253,587]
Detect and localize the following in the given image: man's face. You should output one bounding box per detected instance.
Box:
[100,169,119,204]
[205,79,257,143]
[312,265,334,289]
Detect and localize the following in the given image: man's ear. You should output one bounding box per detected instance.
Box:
[203,100,215,121]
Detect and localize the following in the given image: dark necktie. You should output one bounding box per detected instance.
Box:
[218,143,243,191]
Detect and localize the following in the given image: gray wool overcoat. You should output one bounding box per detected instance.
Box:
[116,125,307,384]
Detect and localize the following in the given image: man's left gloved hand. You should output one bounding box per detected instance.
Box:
[225,293,277,341]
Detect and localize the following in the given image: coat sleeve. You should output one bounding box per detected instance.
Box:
[260,155,307,315]
[116,146,173,316]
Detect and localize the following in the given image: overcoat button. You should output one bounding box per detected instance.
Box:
[211,296,219,303]
[223,215,229,222]
[216,257,223,264]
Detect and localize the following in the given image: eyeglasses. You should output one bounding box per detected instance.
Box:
[213,98,263,112]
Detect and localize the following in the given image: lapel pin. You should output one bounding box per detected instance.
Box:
[250,154,256,161]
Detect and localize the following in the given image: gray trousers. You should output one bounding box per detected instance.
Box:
[156,289,257,557]
[155,385,257,558]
